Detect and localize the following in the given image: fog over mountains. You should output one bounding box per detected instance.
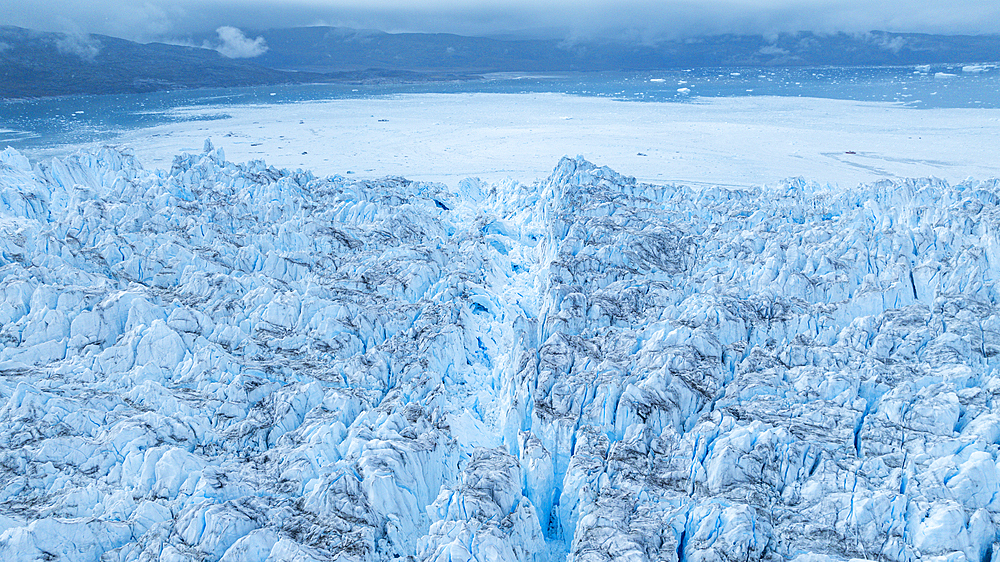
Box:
[2,24,999,98]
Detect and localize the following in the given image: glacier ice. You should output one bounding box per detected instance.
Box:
[1,141,1000,562]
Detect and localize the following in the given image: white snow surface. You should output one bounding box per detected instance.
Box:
[2,140,1000,562]
[27,94,1000,189]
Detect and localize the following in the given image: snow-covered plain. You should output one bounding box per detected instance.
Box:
[26,93,1000,189]
[2,92,1000,562]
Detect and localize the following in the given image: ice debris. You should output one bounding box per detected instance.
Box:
[1,142,1000,562]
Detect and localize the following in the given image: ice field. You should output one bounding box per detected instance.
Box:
[71,94,1000,189]
[1,88,1000,561]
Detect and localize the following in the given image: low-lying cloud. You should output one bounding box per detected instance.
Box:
[213,26,268,58]
[55,31,102,61]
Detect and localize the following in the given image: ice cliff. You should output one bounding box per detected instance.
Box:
[1,141,1000,562]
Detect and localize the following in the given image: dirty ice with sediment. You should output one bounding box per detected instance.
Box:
[2,121,1000,562]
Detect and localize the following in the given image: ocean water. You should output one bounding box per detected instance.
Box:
[1,64,997,153]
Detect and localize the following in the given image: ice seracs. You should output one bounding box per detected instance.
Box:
[1,142,1000,562]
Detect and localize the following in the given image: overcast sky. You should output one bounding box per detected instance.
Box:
[4,0,999,43]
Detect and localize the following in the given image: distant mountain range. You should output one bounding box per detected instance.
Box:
[0,26,314,98]
[0,26,469,98]
[2,25,999,98]
[244,27,1000,73]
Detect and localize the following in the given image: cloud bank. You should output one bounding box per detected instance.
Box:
[213,26,268,58]
[54,30,102,61]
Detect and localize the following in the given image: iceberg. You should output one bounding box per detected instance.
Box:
[1,142,1000,562]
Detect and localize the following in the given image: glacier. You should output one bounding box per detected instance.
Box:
[1,140,1000,562]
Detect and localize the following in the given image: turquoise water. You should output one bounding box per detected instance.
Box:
[1,64,997,151]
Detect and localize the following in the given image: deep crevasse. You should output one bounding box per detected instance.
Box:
[1,142,1000,562]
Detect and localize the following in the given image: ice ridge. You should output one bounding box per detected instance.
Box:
[1,142,1000,562]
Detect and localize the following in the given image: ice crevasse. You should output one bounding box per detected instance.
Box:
[1,140,1000,562]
